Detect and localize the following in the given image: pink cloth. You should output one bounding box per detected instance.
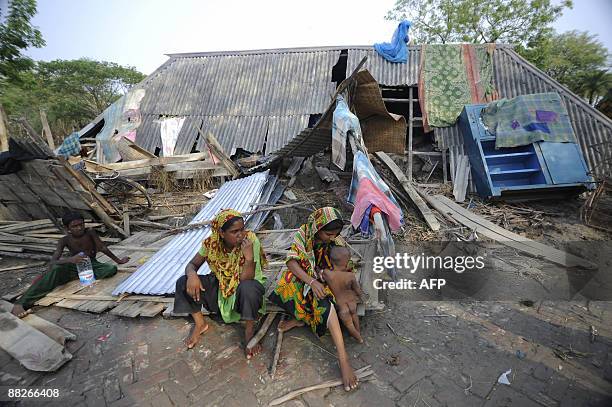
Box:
[124,131,137,142]
[351,178,402,231]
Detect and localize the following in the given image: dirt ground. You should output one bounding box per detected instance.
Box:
[1,154,611,406]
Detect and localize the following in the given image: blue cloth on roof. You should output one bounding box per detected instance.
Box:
[56,132,82,158]
[373,20,411,63]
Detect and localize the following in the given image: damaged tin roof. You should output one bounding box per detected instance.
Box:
[87,45,611,176]
[112,171,270,296]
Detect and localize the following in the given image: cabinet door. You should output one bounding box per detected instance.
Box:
[538,142,590,184]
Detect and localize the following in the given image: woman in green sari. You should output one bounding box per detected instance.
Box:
[174,209,267,359]
[269,207,359,391]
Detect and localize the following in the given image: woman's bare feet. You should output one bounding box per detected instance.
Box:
[185,323,209,349]
[11,304,31,318]
[339,355,358,391]
[277,318,304,333]
[244,320,262,360]
[245,343,262,359]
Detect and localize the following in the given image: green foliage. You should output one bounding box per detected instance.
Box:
[595,88,612,119]
[0,0,45,83]
[1,59,146,137]
[385,0,572,46]
[519,31,610,104]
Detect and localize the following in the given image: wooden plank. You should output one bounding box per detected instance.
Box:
[452,155,470,203]
[93,152,209,171]
[0,310,72,371]
[429,195,595,268]
[39,109,55,150]
[374,152,440,231]
[110,301,147,317]
[0,262,46,273]
[35,296,62,307]
[75,300,116,313]
[54,299,89,310]
[138,302,166,317]
[0,103,10,152]
[107,245,161,252]
[0,219,53,233]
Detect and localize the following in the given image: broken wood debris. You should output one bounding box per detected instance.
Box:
[268,365,374,406]
[426,194,595,269]
[246,312,277,351]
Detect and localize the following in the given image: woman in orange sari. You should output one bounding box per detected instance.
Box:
[269,207,359,391]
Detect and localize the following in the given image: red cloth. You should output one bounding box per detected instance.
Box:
[351,178,402,232]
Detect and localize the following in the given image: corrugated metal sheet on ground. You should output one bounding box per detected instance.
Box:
[112,171,270,295]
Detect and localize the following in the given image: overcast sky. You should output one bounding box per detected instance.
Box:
[25,0,612,75]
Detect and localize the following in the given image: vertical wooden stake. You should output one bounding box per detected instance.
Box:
[408,87,414,182]
[0,103,9,152]
[123,204,131,236]
[270,314,286,379]
[40,109,55,150]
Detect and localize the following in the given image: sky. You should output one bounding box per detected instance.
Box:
[24,0,612,75]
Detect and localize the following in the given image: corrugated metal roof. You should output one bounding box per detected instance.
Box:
[112,171,270,295]
[435,47,612,177]
[346,46,421,86]
[86,44,610,175]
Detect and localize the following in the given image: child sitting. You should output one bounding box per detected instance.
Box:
[11,212,129,317]
[321,246,366,343]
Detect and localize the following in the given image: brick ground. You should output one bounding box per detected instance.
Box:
[1,267,612,406]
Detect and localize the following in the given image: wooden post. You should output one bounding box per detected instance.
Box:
[408,87,414,182]
[40,109,55,150]
[0,104,9,152]
[122,204,131,236]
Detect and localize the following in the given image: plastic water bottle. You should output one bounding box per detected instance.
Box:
[76,252,96,286]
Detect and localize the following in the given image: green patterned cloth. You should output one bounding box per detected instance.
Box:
[481,92,576,148]
[422,44,495,128]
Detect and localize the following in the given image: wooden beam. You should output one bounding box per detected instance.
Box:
[40,109,55,150]
[408,87,414,182]
[194,126,240,179]
[427,195,596,268]
[374,152,440,231]
[0,103,9,152]
[88,152,209,172]
[123,205,130,236]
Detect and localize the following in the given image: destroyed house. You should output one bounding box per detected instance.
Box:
[81,45,612,180]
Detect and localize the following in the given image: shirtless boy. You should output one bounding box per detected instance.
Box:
[11,212,129,317]
[321,246,365,343]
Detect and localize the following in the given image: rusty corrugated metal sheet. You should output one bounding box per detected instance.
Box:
[112,171,270,296]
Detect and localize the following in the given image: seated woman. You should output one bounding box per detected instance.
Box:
[269,207,359,391]
[174,209,267,359]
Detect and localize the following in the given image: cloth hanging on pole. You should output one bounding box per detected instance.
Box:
[332,95,362,170]
[419,44,497,130]
[160,117,186,157]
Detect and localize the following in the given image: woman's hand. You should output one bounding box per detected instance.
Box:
[241,238,254,261]
[186,273,204,302]
[310,279,326,299]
